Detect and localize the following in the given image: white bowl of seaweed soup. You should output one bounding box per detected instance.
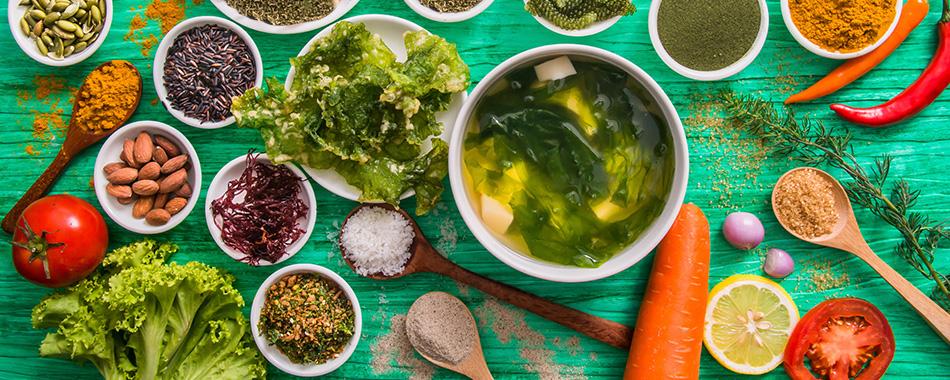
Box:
[448,45,689,282]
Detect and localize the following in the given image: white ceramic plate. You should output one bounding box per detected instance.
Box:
[210,0,358,34]
[403,0,494,23]
[7,0,113,66]
[523,0,622,37]
[648,0,770,80]
[153,16,264,129]
[94,121,202,234]
[205,154,317,266]
[285,14,467,202]
[251,264,362,377]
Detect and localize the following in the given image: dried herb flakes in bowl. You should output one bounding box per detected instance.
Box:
[258,273,355,364]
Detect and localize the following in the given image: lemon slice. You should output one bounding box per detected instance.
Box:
[704,274,800,375]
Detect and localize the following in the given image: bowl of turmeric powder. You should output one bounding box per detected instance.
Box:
[781,0,901,58]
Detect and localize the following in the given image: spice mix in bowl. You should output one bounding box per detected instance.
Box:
[153,16,263,129]
[782,0,901,58]
[209,0,358,34]
[404,0,494,22]
[251,264,361,377]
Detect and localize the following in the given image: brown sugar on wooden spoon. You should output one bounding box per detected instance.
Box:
[2,60,142,234]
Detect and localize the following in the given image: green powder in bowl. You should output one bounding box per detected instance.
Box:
[655,0,761,72]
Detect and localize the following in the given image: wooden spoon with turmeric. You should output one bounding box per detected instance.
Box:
[2,60,142,234]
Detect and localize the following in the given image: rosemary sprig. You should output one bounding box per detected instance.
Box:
[717,91,950,311]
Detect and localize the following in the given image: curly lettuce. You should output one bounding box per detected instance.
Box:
[232,21,470,215]
[31,240,266,380]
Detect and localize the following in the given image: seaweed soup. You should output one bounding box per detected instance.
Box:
[462,56,675,268]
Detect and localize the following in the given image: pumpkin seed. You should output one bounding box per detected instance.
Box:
[73,40,87,52]
[55,20,77,32]
[30,0,42,9]
[46,51,63,60]
[93,22,102,33]
[19,18,31,35]
[19,0,31,5]
[35,38,49,55]
[79,29,94,41]
[24,11,36,25]
[50,1,67,12]
[43,12,58,26]
[89,5,100,23]
[75,8,85,18]
[62,37,74,46]
[98,0,104,14]
[61,3,78,18]
[30,9,46,20]
[41,33,54,46]
[73,25,84,38]
[54,37,63,56]
[64,45,74,57]
[52,26,74,39]
[32,19,44,35]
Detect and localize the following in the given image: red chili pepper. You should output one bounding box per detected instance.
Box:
[830,0,950,127]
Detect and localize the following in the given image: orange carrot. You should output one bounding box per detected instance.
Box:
[622,203,710,380]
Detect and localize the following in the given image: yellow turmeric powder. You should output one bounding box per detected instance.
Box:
[789,0,897,53]
[74,61,141,133]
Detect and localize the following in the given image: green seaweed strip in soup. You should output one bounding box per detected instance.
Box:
[462,57,674,268]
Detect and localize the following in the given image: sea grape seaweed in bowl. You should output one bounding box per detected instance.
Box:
[448,45,688,283]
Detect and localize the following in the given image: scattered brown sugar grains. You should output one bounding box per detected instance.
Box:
[773,168,839,238]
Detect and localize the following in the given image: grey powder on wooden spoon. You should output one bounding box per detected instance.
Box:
[406,292,476,365]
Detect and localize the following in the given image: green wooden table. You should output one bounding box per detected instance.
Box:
[2,0,949,379]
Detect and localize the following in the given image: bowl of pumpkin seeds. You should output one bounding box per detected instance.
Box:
[8,0,111,66]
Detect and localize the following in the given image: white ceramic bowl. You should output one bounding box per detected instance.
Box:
[648,0,769,80]
[404,0,493,22]
[448,45,689,283]
[523,0,622,37]
[251,264,362,377]
[781,0,901,59]
[153,16,263,129]
[210,0,358,34]
[286,14,467,202]
[94,121,202,234]
[8,0,113,66]
[205,154,317,266]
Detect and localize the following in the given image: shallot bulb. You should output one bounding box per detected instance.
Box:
[763,248,794,278]
[722,212,764,250]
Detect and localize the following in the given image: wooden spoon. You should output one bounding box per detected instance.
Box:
[2,60,142,234]
[406,292,493,380]
[772,167,950,344]
[340,203,635,350]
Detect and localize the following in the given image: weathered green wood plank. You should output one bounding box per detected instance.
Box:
[0,0,949,379]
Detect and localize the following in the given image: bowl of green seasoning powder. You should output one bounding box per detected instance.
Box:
[648,0,769,80]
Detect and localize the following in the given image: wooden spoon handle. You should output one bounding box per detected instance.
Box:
[857,246,950,345]
[1,149,73,234]
[432,262,634,350]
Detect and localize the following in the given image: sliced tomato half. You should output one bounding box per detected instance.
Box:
[783,298,895,380]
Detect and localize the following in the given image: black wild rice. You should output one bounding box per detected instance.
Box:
[163,24,256,123]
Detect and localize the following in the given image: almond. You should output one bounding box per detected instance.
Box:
[153,192,170,209]
[103,162,128,175]
[107,167,139,185]
[132,196,154,219]
[161,155,188,174]
[132,180,159,196]
[138,162,161,181]
[120,145,141,168]
[159,168,187,193]
[145,209,171,226]
[164,197,188,215]
[154,135,181,157]
[106,184,132,198]
[133,132,154,164]
[117,195,138,205]
[174,181,192,198]
[153,147,169,165]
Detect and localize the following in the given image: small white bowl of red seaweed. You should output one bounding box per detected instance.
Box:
[205,152,316,266]
[251,264,361,377]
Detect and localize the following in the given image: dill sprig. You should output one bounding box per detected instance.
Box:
[718,90,950,311]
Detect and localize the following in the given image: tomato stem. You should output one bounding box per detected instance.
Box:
[9,218,64,280]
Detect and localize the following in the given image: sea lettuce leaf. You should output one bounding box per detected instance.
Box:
[232,21,469,214]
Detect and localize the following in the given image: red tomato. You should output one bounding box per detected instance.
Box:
[784,298,895,380]
[11,194,108,288]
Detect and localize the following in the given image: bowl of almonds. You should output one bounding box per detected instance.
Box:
[93,121,201,234]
